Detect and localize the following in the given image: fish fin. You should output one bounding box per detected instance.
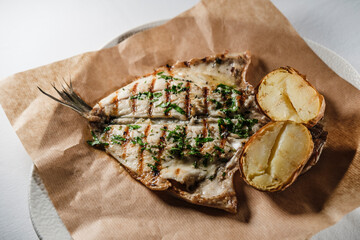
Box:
[38,79,92,117]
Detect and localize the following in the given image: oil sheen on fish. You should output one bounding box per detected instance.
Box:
[39,52,269,213]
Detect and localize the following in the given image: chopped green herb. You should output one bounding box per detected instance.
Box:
[111,135,126,145]
[103,126,111,132]
[159,74,173,80]
[131,136,146,146]
[156,71,164,75]
[147,163,159,175]
[87,131,109,147]
[218,115,258,139]
[188,145,202,156]
[150,98,159,103]
[153,92,163,98]
[213,84,242,96]
[130,91,163,101]
[214,145,225,153]
[164,126,187,157]
[165,82,189,94]
[157,102,185,115]
[169,146,184,157]
[195,136,214,147]
[214,84,234,96]
[112,135,126,141]
[222,172,226,177]
[209,99,223,109]
[152,156,161,162]
[128,125,141,130]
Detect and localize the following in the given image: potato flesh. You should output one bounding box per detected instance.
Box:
[285,75,321,122]
[257,69,322,124]
[243,121,313,191]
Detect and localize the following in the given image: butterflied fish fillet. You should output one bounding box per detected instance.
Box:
[39,52,269,212]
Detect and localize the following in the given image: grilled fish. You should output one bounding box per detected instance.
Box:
[39,52,325,212]
[40,52,268,212]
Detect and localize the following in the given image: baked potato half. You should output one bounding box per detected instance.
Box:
[240,121,314,192]
[256,67,325,127]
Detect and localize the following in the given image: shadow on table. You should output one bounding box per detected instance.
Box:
[266,147,355,214]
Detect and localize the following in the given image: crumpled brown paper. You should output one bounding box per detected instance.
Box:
[0,0,359,239]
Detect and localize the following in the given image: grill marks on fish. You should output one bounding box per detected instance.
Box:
[100,80,247,121]
[121,126,130,160]
[138,124,151,174]
[148,77,156,117]
[220,138,227,150]
[199,119,209,154]
[110,93,119,116]
[131,83,138,115]
[108,122,236,170]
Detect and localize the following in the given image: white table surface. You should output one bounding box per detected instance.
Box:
[0,1,359,239]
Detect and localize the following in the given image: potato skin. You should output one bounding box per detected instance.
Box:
[239,121,314,192]
[255,67,325,127]
[301,123,328,174]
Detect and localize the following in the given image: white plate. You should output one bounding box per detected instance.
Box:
[29,20,360,240]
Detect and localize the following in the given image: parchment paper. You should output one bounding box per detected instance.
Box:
[1,0,359,239]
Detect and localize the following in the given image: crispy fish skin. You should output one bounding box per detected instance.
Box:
[39,52,326,213]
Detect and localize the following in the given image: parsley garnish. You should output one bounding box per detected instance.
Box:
[153,92,163,98]
[157,102,185,115]
[218,115,258,139]
[103,126,111,132]
[165,82,189,94]
[159,74,173,80]
[194,136,214,147]
[130,91,163,100]
[131,136,146,146]
[128,125,141,130]
[142,143,164,154]
[209,99,223,109]
[152,156,161,162]
[213,84,242,96]
[147,163,160,175]
[187,145,202,157]
[164,126,187,158]
[214,145,225,153]
[87,131,109,147]
[111,135,126,145]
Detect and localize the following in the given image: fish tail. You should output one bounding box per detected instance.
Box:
[38,79,92,117]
